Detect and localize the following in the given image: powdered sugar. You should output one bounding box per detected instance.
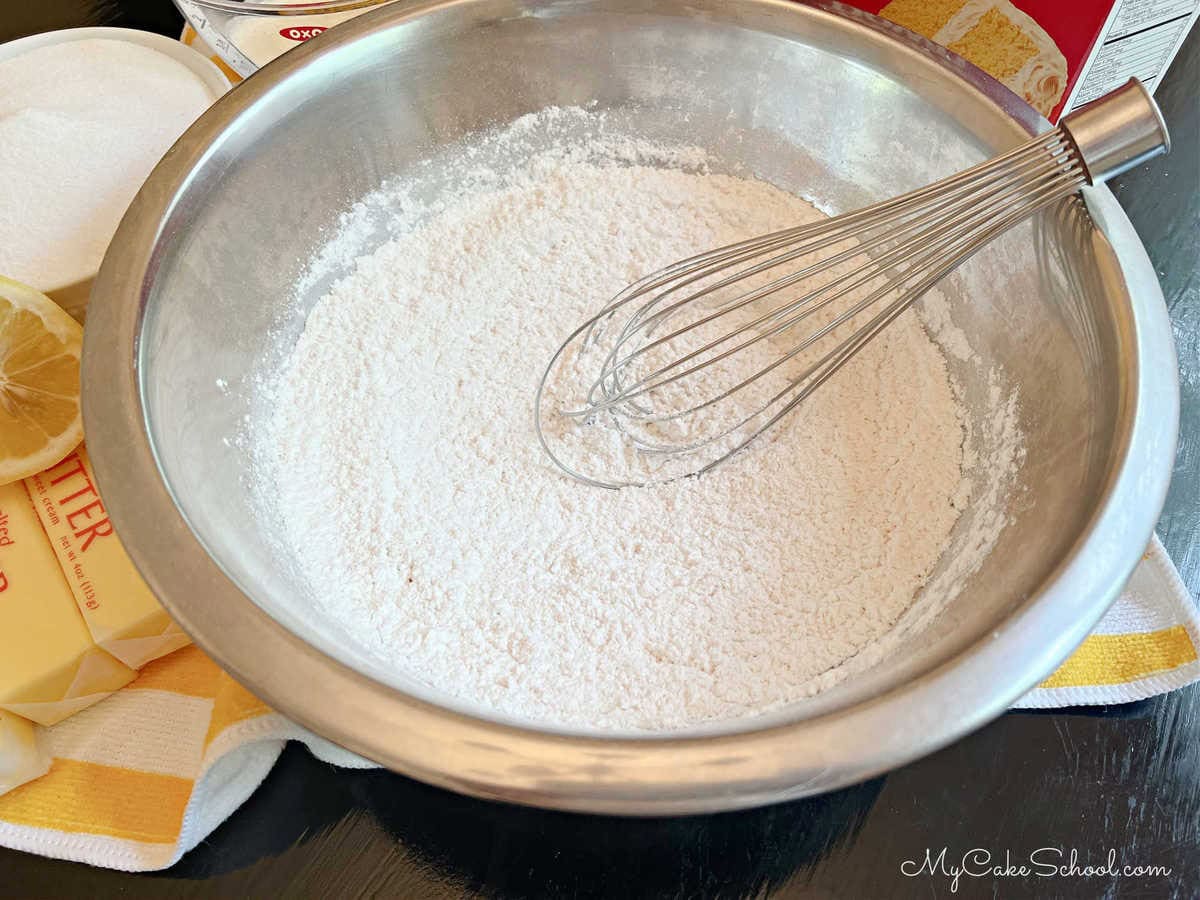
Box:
[256,110,1018,732]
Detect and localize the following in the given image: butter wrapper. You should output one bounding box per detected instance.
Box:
[0,481,136,726]
[0,710,49,796]
[0,711,49,797]
[25,446,192,669]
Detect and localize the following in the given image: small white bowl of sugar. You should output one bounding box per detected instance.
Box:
[0,27,230,320]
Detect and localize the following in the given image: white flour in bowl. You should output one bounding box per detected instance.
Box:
[257,110,1015,731]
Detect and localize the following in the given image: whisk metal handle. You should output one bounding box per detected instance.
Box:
[1059,78,1170,185]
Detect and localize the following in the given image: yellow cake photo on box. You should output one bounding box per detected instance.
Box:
[880,0,1068,117]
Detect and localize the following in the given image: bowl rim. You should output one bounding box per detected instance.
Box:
[177,0,392,12]
[82,0,1179,813]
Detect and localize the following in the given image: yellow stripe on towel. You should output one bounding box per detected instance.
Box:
[1039,625,1198,689]
[205,676,272,748]
[128,645,224,699]
[0,758,191,843]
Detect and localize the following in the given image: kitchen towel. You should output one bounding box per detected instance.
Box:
[0,535,1196,872]
[1014,537,1200,707]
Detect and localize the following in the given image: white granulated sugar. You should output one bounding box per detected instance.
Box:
[0,39,213,289]
[260,111,1013,732]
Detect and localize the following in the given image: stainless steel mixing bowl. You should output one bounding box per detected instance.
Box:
[83,0,1178,813]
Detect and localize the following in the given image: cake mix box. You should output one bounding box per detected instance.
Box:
[850,0,1198,121]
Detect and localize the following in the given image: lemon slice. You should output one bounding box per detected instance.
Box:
[0,276,83,486]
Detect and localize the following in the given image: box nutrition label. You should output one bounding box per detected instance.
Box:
[1067,0,1199,109]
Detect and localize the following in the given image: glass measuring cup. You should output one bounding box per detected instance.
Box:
[174,0,395,78]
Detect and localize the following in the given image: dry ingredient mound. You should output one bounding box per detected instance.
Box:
[262,118,974,732]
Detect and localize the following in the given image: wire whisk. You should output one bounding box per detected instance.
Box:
[535,79,1169,488]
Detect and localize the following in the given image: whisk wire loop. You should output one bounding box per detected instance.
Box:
[578,135,1084,420]
[535,80,1168,488]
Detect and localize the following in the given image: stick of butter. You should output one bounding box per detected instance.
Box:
[0,481,136,726]
[0,711,49,796]
[24,446,191,670]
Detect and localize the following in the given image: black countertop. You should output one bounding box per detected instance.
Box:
[2,4,1198,897]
